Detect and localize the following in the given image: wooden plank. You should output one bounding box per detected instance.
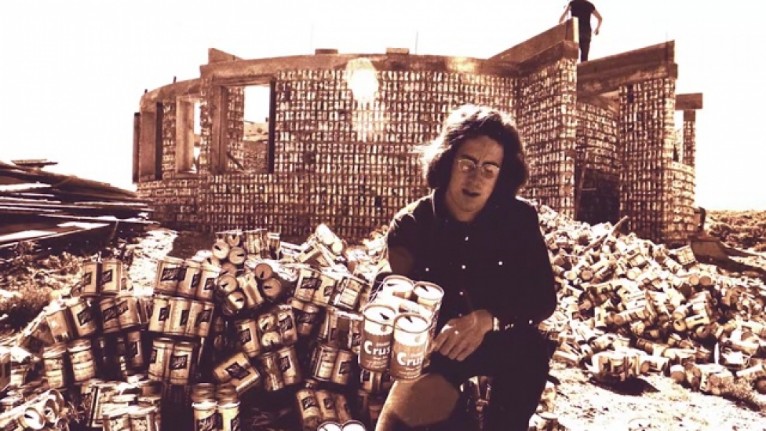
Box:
[0,183,50,193]
[577,41,675,76]
[518,41,580,74]
[577,62,678,98]
[490,21,576,63]
[676,93,703,110]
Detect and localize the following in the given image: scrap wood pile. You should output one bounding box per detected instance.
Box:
[1,202,766,430]
[0,160,154,255]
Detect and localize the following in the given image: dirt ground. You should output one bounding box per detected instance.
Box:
[2,211,766,430]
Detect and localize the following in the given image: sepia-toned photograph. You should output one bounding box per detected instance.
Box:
[1,1,765,430]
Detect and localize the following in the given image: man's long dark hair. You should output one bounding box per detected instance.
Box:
[419,104,528,199]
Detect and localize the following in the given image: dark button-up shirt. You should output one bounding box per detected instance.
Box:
[386,189,556,330]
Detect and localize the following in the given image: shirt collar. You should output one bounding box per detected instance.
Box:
[431,188,504,228]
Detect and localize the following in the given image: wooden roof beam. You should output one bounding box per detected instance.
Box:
[676,93,703,110]
[577,41,677,98]
[489,21,576,63]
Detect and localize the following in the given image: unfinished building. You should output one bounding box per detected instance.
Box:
[134,22,702,245]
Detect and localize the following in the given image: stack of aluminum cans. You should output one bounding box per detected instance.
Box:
[13,256,163,431]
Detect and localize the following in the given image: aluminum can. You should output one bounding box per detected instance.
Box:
[213,352,261,394]
[195,301,215,338]
[125,330,146,370]
[276,345,302,386]
[89,381,118,428]
[102,406,130,431]
[185,299,203,337]
[155,256,183,295]
[295,388,321,431]
[147,295,169,333]
[42,344,67,389]
[177,258,202,299]
[261,277,284,301]
[116,294,141,330]
[332,274,367,311]
[67,297,97,338]
[276,304,298,346]
[165,297,192,336]
[316,389,338,422]
[45,304,74,343]
[318,306,338,343]
[291,298,322,337]
[310,343,339,382]
[234,318,261,358]
[334,393,353,423]
[312,270,339,306]
[168,341,196,385]
[294,266,321,302]
[217,395,241,431]
[238,273,265,309]
[99,296,121,334]
[79,260,99,297]
[331,349,356,386]
[148,338,174,382]
[128,405,158,431]
[196,263,221,302]
[259,351,285,392]
[101,258,123,295]
[68,338,97,383]
[228,247,247,266]
[390,313,430,380]
[192,398,217,431]
[380,275,415,299]
[360,368,392,394]
[359,304,396,371]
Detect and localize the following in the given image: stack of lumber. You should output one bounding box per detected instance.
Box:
[0,160,154,251]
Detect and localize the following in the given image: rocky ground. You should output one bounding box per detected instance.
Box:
[1,211,766,430]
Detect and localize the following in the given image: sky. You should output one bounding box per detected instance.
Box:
[1,0,764,210]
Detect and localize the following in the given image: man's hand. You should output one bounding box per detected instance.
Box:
[431,310,493,362]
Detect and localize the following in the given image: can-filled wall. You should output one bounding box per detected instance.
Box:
[575,101,619,224]
[136,54,526,241]
[618,78,684,243]
[518,58,578,218]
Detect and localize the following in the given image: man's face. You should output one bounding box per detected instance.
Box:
[444,135,504,222]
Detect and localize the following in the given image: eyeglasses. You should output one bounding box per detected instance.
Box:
[456,158,501,179]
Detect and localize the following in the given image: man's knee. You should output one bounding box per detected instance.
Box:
[376,374,460,431]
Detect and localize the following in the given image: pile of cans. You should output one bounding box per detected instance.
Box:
[187,224,448,430]
[10,256,167,431]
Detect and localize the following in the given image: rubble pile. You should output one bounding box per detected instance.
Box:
[1,203,765,431]
[537,205,766,402]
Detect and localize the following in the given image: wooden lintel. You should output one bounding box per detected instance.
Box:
[208,48,242,64]
[578,41,675,76]
[490,21,576,63]
[201,54,520,85]
[577,62,678,98]
[518,41,580,74]
[676,93,703,110]
[578,93,619,115]
[140,79,202,110]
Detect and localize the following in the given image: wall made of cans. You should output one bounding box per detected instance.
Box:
[137,51,695,245]
[682,113,696,168]
[519,58,579,218]
[618,78,695,245]
[138,61,525,240]
[575,101,619,225]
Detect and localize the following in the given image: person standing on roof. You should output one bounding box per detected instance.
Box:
[559,0,603,62]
